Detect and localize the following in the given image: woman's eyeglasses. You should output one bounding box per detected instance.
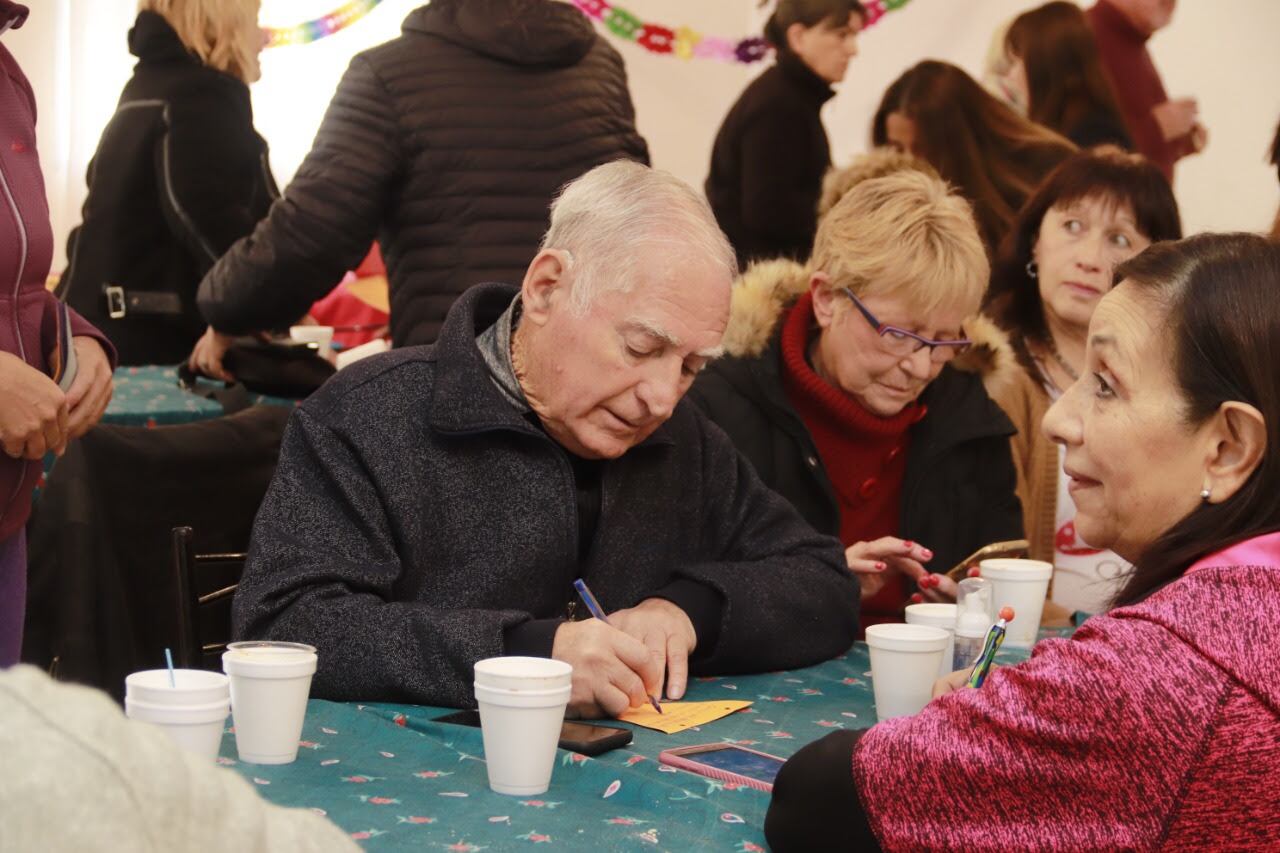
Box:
[842,288,972,362]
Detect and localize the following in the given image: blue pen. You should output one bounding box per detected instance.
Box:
[572,578,664,714]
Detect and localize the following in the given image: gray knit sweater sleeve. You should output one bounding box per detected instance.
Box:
[0,666,357,852]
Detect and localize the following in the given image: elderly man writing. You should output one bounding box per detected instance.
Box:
[233,161,858,716]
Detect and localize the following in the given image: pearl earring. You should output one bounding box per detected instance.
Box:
[1025,260,1038,279]
[1200,487,1211,502]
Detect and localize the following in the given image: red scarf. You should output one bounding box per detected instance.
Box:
[780,293,925,623]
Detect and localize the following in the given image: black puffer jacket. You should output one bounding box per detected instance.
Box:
[705,53,834,268]
[58,11,277,365]
[197,0,650,349]
[687,260,1025,578]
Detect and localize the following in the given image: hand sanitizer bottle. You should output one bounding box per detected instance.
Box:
[953,578,995,671]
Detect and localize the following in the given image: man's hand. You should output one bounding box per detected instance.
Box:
[607,598,697,701]
[0,350,68,459]
[551,618,662,719]
[1152,97,1199,143]
[187,326,236,382]
[65,336,113,440]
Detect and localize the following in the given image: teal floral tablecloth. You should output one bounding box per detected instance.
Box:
[226,635,1066,851]
[104,364,296,426]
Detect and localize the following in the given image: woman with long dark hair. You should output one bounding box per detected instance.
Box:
[985,147,1180,614]
[1001,1,1132,149]
[766,233,1280,850]
[706,0,866,267]
[876,60,1076,255]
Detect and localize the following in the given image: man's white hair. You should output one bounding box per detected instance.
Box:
[540,160,738,313]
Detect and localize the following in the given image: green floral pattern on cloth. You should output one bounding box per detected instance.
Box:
[105,365,295,427]
[227,636,1066,849]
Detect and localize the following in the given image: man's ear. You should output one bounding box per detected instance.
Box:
[786,21,808,55]
[1203,401,1268,504]
[520,249,570,326]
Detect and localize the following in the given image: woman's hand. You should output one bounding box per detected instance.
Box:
[0,351,68,459]
[65,336,114,440]
[931,667,976,699]
[844,537,934,599]
[910,571,959,604]
[187,326,236,382]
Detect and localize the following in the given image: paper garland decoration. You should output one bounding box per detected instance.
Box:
[264,0,385,48]
[261,0,914,54]
[572,0,915,64]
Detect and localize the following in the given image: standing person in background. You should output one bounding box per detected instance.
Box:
[1002,2,1132,150]
[0,0,115,666]
[985,147,1181,615]
[705,0,865,269]
[1087,0,1205,183]
[979,17,1026,115]
[194,0,649,379]
[876,61,1076,256]
[58,0,277,368]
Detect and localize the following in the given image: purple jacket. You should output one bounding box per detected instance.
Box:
[1,10,116,541]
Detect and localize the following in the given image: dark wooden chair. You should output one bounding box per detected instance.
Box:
[172,526,248,671]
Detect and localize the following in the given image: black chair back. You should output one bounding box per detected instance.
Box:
[172,526,247,671]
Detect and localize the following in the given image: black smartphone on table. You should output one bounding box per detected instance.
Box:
[432,710,634,756]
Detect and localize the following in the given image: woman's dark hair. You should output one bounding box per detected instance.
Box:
[1269,118,1279,240]
[986,146,1181,365]
[1270,117,1280,182]
[1109,233,1280,606]
[762,0,866,53]
[1005,2,1128,145]
[873,60,1077,254]
[871,73,908,148]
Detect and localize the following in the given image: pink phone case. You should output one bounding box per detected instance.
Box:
[657,744,785,793]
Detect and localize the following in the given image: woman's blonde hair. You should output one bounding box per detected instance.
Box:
[817,147,939,220]
[139,0,263,84]
[812,169,989,319]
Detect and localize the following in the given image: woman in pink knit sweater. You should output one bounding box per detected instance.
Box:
[766,232,1280,851]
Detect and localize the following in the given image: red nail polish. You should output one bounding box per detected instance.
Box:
[909,593,925,604]
[921,549,933,560]
[967,566,982,578]
[903,540,914,548]
[875,562,887,571]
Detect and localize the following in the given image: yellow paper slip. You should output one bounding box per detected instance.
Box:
[617,699,753,734]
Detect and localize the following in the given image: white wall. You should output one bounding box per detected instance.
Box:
[9,0,1279,272]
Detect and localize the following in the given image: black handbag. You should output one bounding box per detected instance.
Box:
[179,337,335,404]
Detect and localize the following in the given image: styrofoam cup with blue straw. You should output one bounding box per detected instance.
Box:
[124,655,231,762]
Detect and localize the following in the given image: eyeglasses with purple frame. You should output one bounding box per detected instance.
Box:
[841,288,972,362]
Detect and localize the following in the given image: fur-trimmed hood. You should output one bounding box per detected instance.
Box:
[720,258,1021,402]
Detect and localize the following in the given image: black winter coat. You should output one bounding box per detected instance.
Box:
[198,0,650,349]
[58,12,277,366]
[686,262,1024,579]
[705,53,834,268]
[233,282,859,708]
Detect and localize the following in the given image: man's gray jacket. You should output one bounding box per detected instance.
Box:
[233,282,859,707]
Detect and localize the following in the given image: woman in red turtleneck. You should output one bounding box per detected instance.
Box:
[688,161,1022,626]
